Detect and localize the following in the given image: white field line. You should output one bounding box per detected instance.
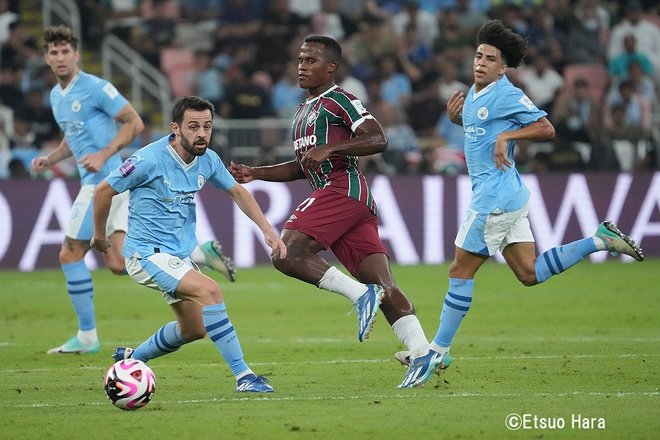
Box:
[2,353,658,374]
[5,390,660,409]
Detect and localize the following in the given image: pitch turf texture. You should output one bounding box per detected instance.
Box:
[1,261,658,439]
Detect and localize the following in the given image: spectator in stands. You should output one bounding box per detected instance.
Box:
[336,61,370,105]
[432,110,466,176]
[220,65,274,119]
[103,0,142,41]
[378,54,412,110]
[608,1,660,79]
[391,0,438,48]
[214,0,264,52]
[123,113,163,160]
[179,0,221,23]
[604,103,646,171]
[256,0,309,80]
[432,7,474,78]
[604,79,653,143]
[130,0,177,67]
[15,88,59,148]
[519,54,564,114]
[9,113,39,170]
[0,20,38,70]
[551,78,602,167]
[564,3,607,64]
[189,49,224,109]
[311,0,358,42]
[346,14,394,83]
[0,63,23,110]
[436,61,469,107]
[0,0,17,45]
[608,34,654,80]
[524,6,565,70]
[609,60,657,112]
[271,62,305,118]
[379,102,420,174]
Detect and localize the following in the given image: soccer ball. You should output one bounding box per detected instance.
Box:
[104,359,156,410]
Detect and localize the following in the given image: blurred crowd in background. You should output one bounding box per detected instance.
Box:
[0,0,659,180]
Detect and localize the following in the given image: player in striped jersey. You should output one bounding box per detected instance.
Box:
[230,35,433,387]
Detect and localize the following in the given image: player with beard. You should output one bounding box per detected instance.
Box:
[91,96,286,393]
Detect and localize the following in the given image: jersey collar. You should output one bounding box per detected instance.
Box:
[305,84,338,104]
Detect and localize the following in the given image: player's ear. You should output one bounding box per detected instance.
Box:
[328,61,337,74]
[170,121,179,135]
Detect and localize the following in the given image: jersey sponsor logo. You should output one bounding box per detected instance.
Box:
[119,159,135,177]
[168,257,184,269]
[519,94,536,110]
[197,175,205,189]
[293,134,317,150]
[307,110,319,126]
[477,107,488,120]
[71,99,81,112]
[103,83,120,99]
[464,125,486,142]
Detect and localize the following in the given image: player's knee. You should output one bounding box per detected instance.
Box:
[106,261,126,275]
[517,271,538,287]
[271,253,292,274]
[384,287,415,315]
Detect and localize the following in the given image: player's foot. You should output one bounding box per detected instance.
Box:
[112,346,134,362]
[47,336,100,354]
[395,350,451,370]
[398,349,447,388]
[595,220,644,261]
[200,240,237,281]
[236,374,274,393]
[355,284,385,342]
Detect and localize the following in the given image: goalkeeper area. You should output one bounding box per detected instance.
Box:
[1,261,658,439]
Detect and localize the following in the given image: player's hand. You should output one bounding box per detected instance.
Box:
[264,228,287,259]
[90,236,111,254]
[494,135,512,171]
[79,150,109,173]
[32,156,50,173]
[229,161,254,183]
[447,91,464,124]
[301,146,330,170]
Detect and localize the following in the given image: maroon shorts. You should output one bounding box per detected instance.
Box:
[284,189,389,276]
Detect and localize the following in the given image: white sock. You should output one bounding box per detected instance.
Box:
[190,245,205,264]
[430,341,450,356]
[77,328,98,344]
[235,368,255,381]
[592,236,606,251]
[317,266,366,303]
[392,315,430,358]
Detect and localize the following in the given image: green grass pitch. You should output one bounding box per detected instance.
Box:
[1,260,658,439]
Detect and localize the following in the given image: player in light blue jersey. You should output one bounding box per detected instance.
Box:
[397,20,644,388]
[32,25,236,356]
[91,96,286,393]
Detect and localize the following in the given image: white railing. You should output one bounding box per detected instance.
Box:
[101,34,171,132]
[212,118,295,164]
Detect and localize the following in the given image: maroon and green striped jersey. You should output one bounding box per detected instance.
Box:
[291,85,378,216]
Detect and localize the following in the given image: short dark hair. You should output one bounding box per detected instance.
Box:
[43,25,79,51]
[304,35,342,63]
[477,20,527,68]
[171,96,215,125]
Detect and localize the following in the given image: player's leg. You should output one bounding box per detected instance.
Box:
[104,230,126,275]
[48,185,99,354]
[190,241,237,282]
[532,221,644,284]
[102,191,128,275]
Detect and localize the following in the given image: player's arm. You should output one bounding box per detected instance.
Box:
[31,137,73,173]
[79,103,145,173]
[300,118,387,170]
[229,159,305,183]
[494,117,555,171]
[226,183,287,259]
[90,180,120,254]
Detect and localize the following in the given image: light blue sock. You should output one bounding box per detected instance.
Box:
[433,278,474,349]
[61,261,95,331]
[535,237,597,283]
[133,321,188,362]
[203,303,248,377]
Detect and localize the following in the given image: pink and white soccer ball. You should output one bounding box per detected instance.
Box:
[104,359,156,410]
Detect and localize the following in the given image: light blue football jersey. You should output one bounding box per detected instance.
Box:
[462,75,547,214]
[49,71,128,185]
[106,134,237,259]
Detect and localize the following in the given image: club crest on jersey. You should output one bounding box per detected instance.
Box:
[477,107,488,120]
[307,110,319,126]
[119,159,135,177]
[197,175,205,189]
[168,257,184,269]
[71,99,81,112]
